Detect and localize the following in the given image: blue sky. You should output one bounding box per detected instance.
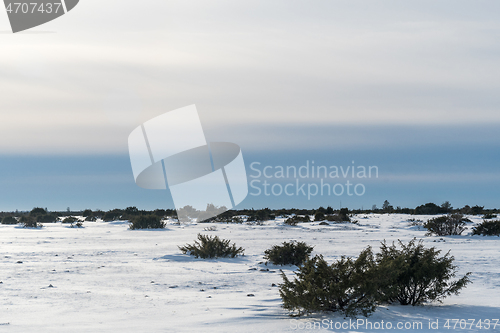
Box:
[1,1,500,211]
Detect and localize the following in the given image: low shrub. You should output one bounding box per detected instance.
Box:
[325,214,348,222]
[102,211,121,222]
[28,207,57,223]
[20,216,40,228]
[472,220,500,236]
[279,249,378,318]
[285,215,310,226]
[324,209,351,222]
[339,208,351,222]
[424,214,468,236]
[179,234,244,259]
[408,218,424,229]
[129,215,165,230]
[375,238,471,306]
[1,216,17,225]
[314,212,325,221]
[482,213,497,220]
[203,226,217,231]
[62,217,79,223]
[264,241,313,266]
[279,239,472,317]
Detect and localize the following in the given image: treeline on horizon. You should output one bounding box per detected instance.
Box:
[0,201,496,223]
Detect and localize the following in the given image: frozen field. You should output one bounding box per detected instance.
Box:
[1,214,499,332]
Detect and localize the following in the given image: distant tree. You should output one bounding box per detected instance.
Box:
[247,208,274,222]
[469,205,484,215]
[415,203,441,215]
[339,208,350,222]
[93,210,104,218]
[30,207,47,216]
[440,201,452,213]
[316,206,326,213]
[102,209,122,222]
[382,200,394,213]
[164,209,176,217]
[314,211,325,221]
[29,207,56,222]
[461,205,471,215]
[121,206,141,220]
[382,200,390,210]
[82,209,93,217]
[1,216,17,225]
[399,207,414,214]
[153,209,166,217]
[125,206,139,214]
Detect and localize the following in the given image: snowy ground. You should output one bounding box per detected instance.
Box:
[1,214,499,332]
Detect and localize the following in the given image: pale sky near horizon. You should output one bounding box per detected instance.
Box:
[1,1,500,211]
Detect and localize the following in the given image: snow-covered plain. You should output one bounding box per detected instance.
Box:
[1,214,499,332]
